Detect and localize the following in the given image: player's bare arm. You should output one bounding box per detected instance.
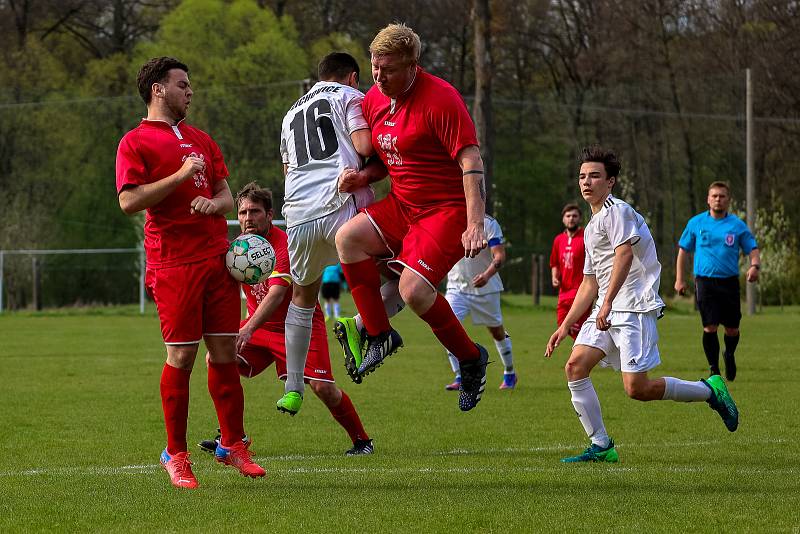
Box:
[545,274,598,357]
[118,156,205,214]
[674,247,691,295]
[458,145,487,258]
[338,157,388,192]
[472,243,505,288]
[747,248,761,283]
[552,266,561,288]
[191,179,233,216]
[236,282,289,354]
[350,128,374,158]
[596,241,634,331]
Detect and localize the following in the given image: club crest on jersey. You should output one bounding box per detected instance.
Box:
[377,133,402,166]
[725,233,735,246]
[182,152,208,189]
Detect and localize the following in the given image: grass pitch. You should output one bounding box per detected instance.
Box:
[1,295,799,532]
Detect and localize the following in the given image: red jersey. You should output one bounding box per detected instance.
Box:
[549,228,586,300]
[242,225,293,332]
[362,67,479,209]
[116,119,230,269]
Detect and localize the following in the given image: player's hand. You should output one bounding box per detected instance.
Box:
[746,266,760,283]
[596,301,612,331]
[545,327,569,358]
[190,195,218,215]
[462,222,487,258]
[179,156,205,181]
[552,275,560,289]
[674,279,687,295]
[472,273,489,288]
[236,326,254,354]
[338,167,367,192]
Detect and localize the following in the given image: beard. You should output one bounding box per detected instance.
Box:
[566,223,579,232]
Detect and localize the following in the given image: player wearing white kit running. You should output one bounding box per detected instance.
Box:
[277,52,376,414]
[545,145,739,463]
[443,215,515,391]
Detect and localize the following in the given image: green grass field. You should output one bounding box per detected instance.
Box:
[1,295,799,532]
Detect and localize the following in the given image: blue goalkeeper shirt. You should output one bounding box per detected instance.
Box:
[321,264,343,284]
[678,211,757,278]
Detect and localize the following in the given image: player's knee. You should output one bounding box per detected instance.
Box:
[564,359,587,381]
[724,327,739,337]
[624,381,652,401]
[335,222,356,251]
[310,381,339,406]
[703,325,718,333]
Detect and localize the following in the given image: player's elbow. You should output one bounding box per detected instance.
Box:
[118,192,140,215]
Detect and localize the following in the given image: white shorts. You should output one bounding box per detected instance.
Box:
[574,309,661,373]
[287,188,374,286]
[445,290,503,327]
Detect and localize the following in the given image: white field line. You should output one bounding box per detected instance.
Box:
[0,438,791,478]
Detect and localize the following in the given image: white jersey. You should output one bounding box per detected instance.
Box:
[280,81,368,228]
[583,195,665,313]
[446,216,505,296]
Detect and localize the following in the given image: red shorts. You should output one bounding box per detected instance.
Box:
[145,255,240,344]
[364,194,466,288]
[236,308,334,383]
[557,296,591,340]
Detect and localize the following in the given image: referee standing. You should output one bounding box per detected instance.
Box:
[675,181,761,381]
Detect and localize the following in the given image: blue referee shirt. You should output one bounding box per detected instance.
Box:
[321,264,343,284]
[678,212,758,278]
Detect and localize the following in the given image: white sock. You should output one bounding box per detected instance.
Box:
[284,303,314,395]
[568,377,610,447]
[447,353,461,377]
[662,377,712,402]
[494,334,513,373]
[323,302,331,317]
[333,302,341,317]
[355,279,405,331]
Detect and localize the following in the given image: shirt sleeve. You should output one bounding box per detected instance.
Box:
[115,133,147,193]
[549,237,559,269]
[486,218,503,246]
[738,221,758,253]
[583,246,595,276]
[678,217,696,252]
[605,204,641,249]
[427,86,479,159]
[280,131,289,165]
[267,236,291,289]
[345,91,369,134]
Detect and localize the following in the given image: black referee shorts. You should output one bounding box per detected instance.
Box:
[321,282,341,300]
[695,276,741,328]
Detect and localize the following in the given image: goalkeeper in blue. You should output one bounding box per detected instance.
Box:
[545,145,739,463]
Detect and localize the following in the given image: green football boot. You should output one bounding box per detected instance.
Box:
[702,375,739,432]
[561,439,619,463]
[334,317,366,384]
[276,391,303,416]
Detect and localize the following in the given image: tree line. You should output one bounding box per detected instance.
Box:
[1,0,797,308]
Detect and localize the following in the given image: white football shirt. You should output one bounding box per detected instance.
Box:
[446,216,505,296]
[583,195,664,313]
[280,81,368,228]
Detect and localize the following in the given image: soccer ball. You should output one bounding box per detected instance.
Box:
[225,233,276,285]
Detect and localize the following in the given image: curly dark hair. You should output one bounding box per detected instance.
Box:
[580,144,621,178]
[136,57,188,104]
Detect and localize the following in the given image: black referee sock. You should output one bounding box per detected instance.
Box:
[702,331,720,374]
[723,334,740,357]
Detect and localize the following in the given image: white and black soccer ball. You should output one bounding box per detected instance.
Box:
[225,233,276,285]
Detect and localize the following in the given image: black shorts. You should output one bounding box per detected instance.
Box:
[695,276,741,328]
[321,282,341,300]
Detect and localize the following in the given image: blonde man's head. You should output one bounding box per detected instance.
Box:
[370,23,421,64]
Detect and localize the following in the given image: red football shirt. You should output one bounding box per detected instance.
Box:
[116,119,230,269]
[549,228,586,300]
[242,224,292,332]
[362,67,479,209]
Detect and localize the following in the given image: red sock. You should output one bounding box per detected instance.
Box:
[341,259,389,336]
[420,293,479,361]
[208,361,245,448]
[330,391,369,443]
[160,363,191,455]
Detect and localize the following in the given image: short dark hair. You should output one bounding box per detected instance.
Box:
[236,182,273,212]
[136,57,188,104]
[708,181,730,193]
[318,52,360,82]
[580,144,621,179]
[562,203,581,217]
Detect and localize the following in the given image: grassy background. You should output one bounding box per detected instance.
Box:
[1,295,798,532]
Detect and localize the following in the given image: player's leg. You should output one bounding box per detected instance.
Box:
[280,278,323,415]
[471,292,515,389]
[696,276,722,376]
[489,324,515,389]
[443,290,469,390]
[308,381,373,455]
